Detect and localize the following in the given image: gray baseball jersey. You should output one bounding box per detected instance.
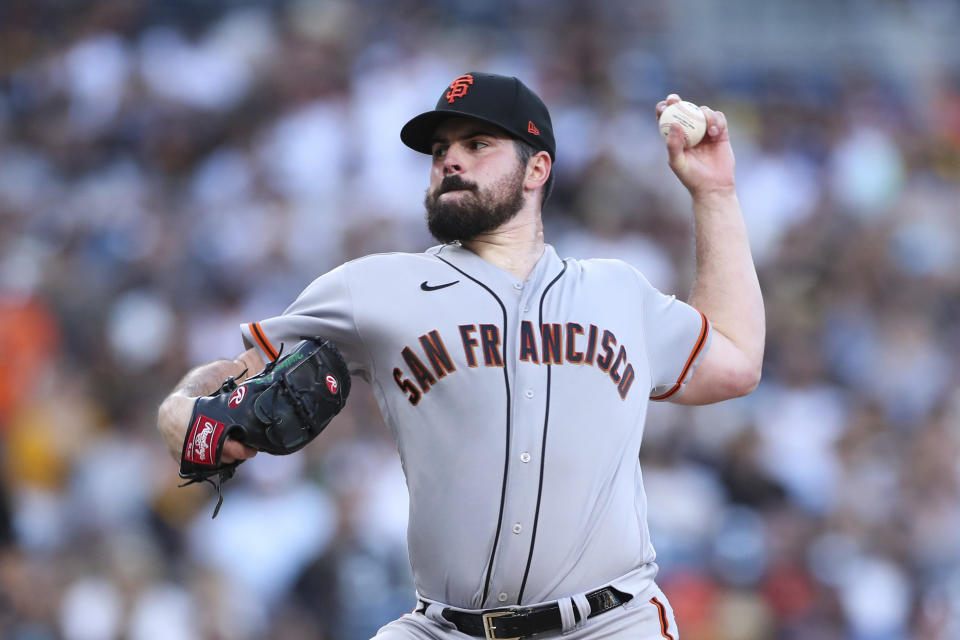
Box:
[241,243,709,610]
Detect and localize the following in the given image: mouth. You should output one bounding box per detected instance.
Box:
[436,177,477,198]
[438,188,474,198]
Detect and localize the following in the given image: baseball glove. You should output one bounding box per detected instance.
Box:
[179,337,351,517]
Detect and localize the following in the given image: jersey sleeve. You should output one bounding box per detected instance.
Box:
[633,268,711,401]
[240,262,370,378]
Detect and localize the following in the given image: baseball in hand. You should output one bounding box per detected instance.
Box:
[658,100,706,148]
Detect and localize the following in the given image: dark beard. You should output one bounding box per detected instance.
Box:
[424,168,526,243]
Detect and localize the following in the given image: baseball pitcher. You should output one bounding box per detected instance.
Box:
[157,72,764,639]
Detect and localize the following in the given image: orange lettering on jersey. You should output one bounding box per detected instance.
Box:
[402,346,436,392]
[617,364,635,399]
[459,324,479,367]
[419,330,456,378]
[565,323,584,364]
[541,323,563,365]
[596,330,617,372]
[395,320,638,404]
[609,345,627,383]
[519,320,540,363]
[584,324,599,365]
[445,74,474,104]
[479,324,504,367]
[393,367,422,405]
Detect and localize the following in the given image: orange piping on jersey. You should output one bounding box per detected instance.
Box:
[649,310,708,401]
[249,322,279,361]
[649,597,675,640]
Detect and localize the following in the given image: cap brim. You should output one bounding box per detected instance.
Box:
[400,110,516,155]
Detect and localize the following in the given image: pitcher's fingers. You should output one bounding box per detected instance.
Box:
[222,439,257,463]
[665,123,687,168]
[698,105,719,139]
[712,110,728,137]
[699,105,715,127]
[658,94,684,118]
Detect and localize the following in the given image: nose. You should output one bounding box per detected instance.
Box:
[442,147,464,176]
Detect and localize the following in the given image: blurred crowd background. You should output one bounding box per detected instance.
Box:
[2,0,959,638]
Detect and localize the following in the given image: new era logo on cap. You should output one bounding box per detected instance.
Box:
[528,121,540,135]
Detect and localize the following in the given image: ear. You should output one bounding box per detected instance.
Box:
[523,151,552,193]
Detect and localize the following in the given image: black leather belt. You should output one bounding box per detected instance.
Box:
[419,586,632,639]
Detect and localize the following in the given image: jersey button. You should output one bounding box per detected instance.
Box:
[524,389,534,399]
[513,282,523,290]
[520,452,531,463]
[498,592,509,602]
[512,523,523,534]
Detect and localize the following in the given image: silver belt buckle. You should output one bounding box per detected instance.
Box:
[482,609,520,640]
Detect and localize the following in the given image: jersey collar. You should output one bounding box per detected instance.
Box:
[428,242,565,296]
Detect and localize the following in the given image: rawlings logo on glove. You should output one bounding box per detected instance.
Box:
[179,337,351,517]
[228,386,246,407]
[185,416,224,465]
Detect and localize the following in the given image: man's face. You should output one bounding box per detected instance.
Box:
[424,118,527,243]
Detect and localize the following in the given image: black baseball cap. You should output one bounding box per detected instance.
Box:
[400,72,555,160]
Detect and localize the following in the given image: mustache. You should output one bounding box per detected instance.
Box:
[436,175,478,195]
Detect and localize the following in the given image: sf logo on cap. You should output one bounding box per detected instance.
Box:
[445,74,474,104]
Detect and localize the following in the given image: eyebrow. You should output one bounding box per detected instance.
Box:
[431,128,505,146]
